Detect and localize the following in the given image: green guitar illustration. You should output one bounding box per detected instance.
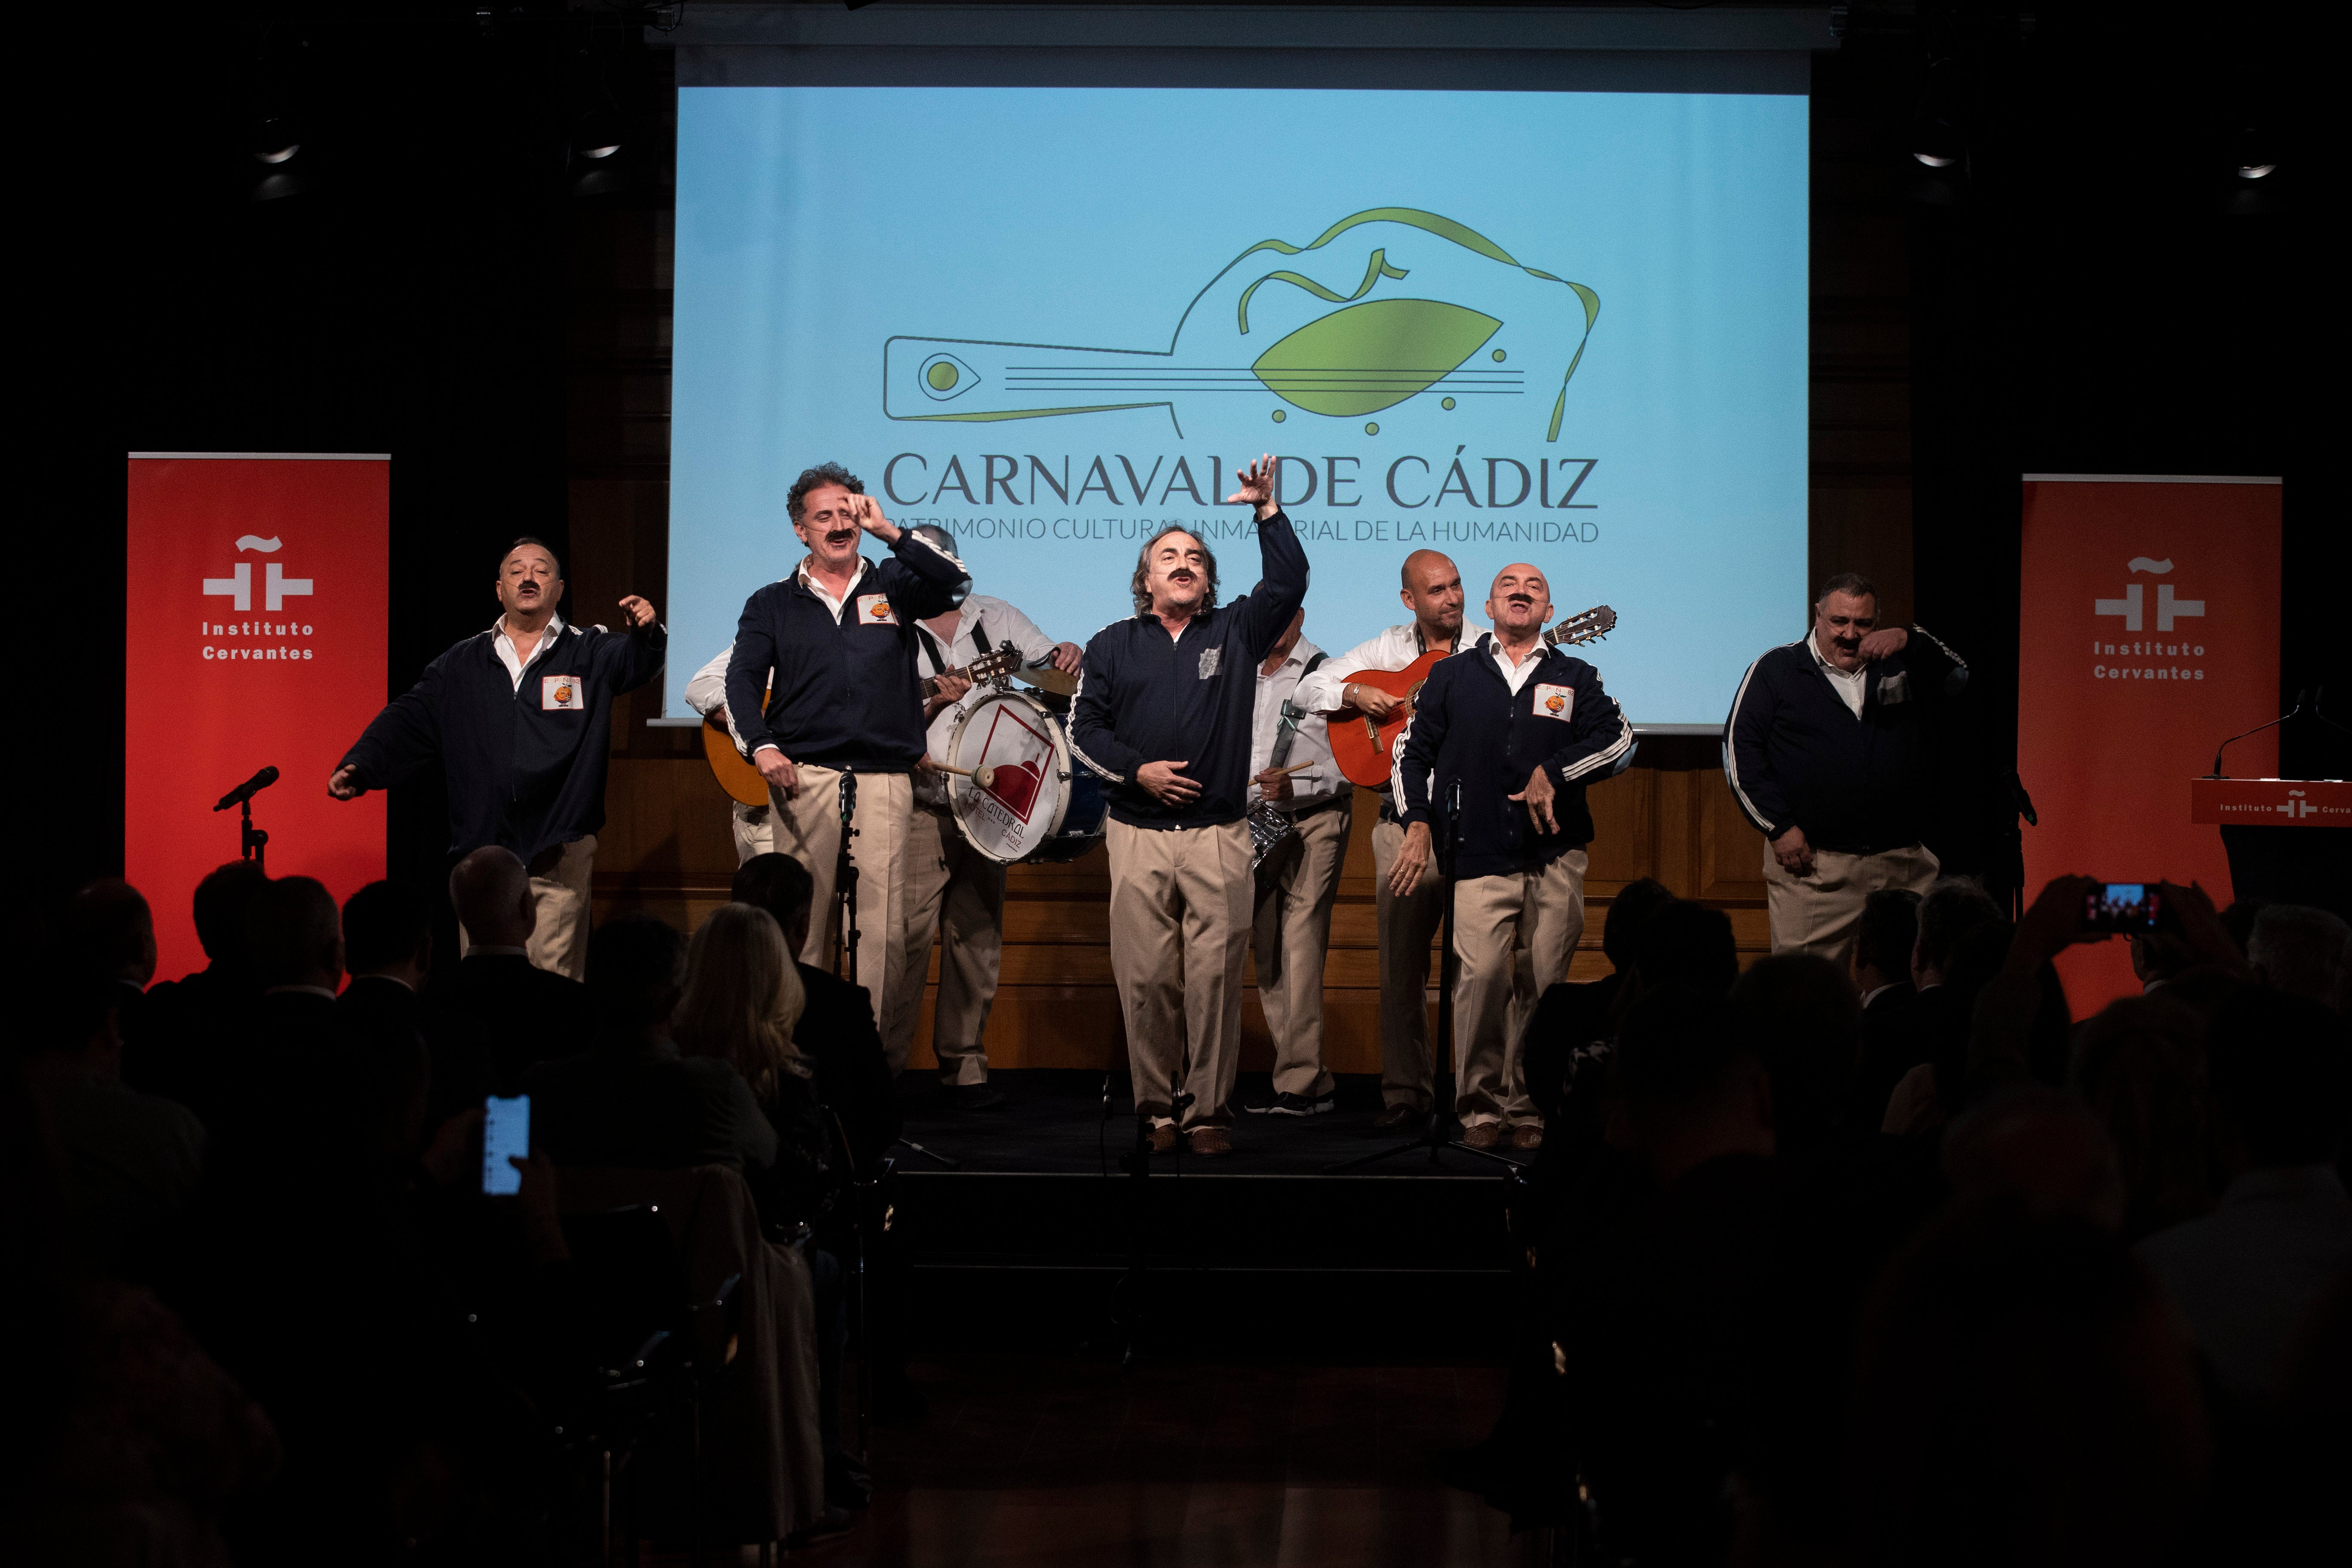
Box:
[882,208,1600,441]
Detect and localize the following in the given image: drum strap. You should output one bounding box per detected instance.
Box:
[1269,651,1327,771]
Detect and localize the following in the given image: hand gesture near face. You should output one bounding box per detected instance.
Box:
[852,494,902,545]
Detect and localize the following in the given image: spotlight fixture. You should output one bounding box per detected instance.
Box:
[1910,113,1963,169]
[250,115,301,165]
[2233,128,2277,180]
[574,109,623,161]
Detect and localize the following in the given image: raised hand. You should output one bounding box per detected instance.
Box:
[617,594,659,631]
[1137,760,1201,806]
[328,764,367,801]
[1225,454,1280,518]
[1857,626,1909,663]
[852,494,902,544]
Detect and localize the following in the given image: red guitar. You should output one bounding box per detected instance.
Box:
[1325,605,1619,787]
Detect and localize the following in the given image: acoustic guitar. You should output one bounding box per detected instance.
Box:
[1324,605,1619,787]
[701,644,1025,806]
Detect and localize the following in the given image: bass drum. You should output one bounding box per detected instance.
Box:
[942,687,1109,864]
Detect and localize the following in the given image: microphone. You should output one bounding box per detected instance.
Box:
[2209,690,2306,779]
[214,766,280,812]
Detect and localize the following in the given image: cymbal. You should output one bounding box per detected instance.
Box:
[1017,664,1080,696]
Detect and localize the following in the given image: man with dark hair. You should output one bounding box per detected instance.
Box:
[2138,989,2352,1405]
[1730,952,1866,1152]
[330,536,665,980]
[1724,572,1967,969]
[338,879,493,1133]
[525,915,778,1173]
[1849,886,1923,1129]
[732,853,900,1171]
[1393,562,1633,1150]
[443,845,591,1090]
[722,464,971,1038]
[123,860,270,1109]
[1626,899,1742,1004]
[1068,459,1308,1155]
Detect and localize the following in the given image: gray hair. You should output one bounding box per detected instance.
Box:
[2248,904,2352,1005]
[1130,526,1219,616]
[1816,572,1880,609]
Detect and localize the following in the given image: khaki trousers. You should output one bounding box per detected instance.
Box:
[1372,815,1448,1112]
[1250,804,1351,1099]
[886,806,1010,1085]
[731,800,777,864]
[1762,841,1940,973]
[1106,817,1253,1129]
[1452,848,1586,1130]
[457,834,596,980]
[772,766,916,1063]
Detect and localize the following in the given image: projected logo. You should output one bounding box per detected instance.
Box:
[883,208,1600,441]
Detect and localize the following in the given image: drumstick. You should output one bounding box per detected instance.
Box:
[935,762,998,789]
[1266,760,1319,777]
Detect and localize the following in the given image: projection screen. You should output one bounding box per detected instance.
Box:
[665,18,1811,730]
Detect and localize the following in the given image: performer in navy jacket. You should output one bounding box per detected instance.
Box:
[1392,562,1632,1149]
[331,536,665,980]
[1069,456,1307,1154]
[1723,571,1966,968]
[721,461,971,1036]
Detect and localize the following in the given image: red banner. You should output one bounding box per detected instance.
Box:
[126,455,390,983]
[2018,476,2282,1012]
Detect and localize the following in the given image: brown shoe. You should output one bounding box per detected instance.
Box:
[1373,1105,1430,1132]
[1510,1125,1544,1151]
[1148,1124,1178,1154]
[1461,1123,1502,1150]
[1187,1126,1234,1156]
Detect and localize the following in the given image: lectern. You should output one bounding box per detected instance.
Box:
[2191,779,2352,916]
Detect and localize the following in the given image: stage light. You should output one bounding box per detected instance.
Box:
[250,115,301,165]
[2233,128,2277,180]
[1910,113,1963,169]
[574,109,622,161]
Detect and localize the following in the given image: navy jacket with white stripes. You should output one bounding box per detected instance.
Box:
[1069,510,1309,830]
[1722,628,1967,854]
[1393,634,1633,880]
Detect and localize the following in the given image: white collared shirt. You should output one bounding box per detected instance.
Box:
[1248,638,1342,812]
[1490,635,1546,695]
[1291,620,1487,801]
[1809,629,1868,719]
[911,594,1063,808]
[798,554,872,623]
[492,614,567,692]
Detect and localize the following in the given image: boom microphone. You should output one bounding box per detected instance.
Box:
[214,766,281,812]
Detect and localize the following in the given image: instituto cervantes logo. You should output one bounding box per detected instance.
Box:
[2090,557,2206,683]
[199,535,318,664]
[884,208,1601,443]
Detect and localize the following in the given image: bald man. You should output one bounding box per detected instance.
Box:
[1393,564,1631,1149]
[445,845,591,1088]
[1293,549,1486,1129]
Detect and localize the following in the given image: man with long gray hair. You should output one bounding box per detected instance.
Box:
[1724,572,1969,969]
[1069,457,1308,1155]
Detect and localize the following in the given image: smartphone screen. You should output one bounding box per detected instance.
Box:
[482,1095,530,1196]
[2084,882,2162,934]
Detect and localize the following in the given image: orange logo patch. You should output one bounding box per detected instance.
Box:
[1544,693,1565,714]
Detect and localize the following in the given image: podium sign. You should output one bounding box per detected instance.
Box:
[2018,476,2281,1012]
[126,454,390,983]
[2190,778,2352,826]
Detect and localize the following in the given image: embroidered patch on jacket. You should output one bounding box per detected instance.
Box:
[542,675,585,711]
[1532,683,1575,720]
[1197,645,1222,680]
[1877,671,1910,704]
[855,594,899,627]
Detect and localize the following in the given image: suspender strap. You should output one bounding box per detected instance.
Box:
[1268,651,1326,771]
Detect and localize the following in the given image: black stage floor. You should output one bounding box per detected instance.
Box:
[884,1073,1521,1348]
[890,1069,1528,1179]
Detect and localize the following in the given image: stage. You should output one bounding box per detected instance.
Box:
[885,1072,1521,1352]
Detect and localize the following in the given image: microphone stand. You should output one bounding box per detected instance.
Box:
[239,795,268,872]
[1326,780,1522,1175]
[834,769,861,983]
[2209,689,2308,779]
[1114,1070,1192,1371]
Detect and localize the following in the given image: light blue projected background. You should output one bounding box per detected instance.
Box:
[670,86,1807,727]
